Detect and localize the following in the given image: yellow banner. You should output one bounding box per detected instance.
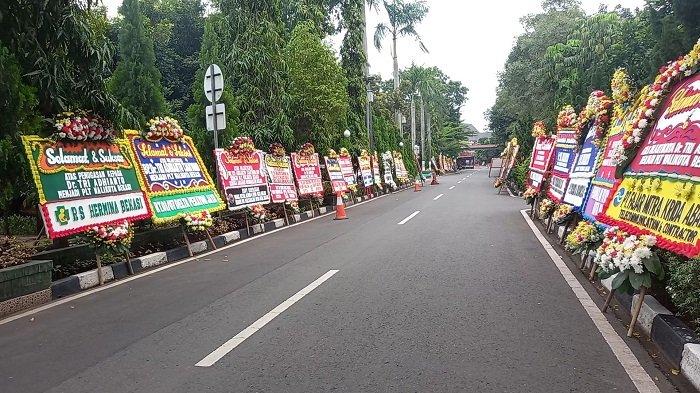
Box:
[604,177,700,257]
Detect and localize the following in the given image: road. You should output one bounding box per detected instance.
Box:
[0,169,678,392]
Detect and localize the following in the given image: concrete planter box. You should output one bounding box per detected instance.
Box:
[0,260,53,317]
[0,260,53,302]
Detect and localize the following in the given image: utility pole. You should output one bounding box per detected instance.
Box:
[410,94,416,152]
[361,1,373,151]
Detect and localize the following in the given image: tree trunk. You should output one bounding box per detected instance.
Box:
[410,95,416,150]
[420,96,425,171]
[427,112,432,168]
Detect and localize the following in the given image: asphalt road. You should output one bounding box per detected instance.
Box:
[0,169,678,392]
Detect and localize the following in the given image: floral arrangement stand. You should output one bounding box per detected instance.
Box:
[83,221,134,286]
[181,211,217,256]
[593,227,663,337]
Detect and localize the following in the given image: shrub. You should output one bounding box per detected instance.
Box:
[666,255,700,332]
[0,236,36,268]
[3,214,37,236]
[509,157,530,192]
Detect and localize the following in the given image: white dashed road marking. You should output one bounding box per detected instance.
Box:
[195,270,339,367]
[398,211,420,225]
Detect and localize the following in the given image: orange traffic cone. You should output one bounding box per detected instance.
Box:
[334,192,347,220]
[414,179,422,192]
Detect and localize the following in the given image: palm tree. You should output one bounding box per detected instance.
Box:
[401,65,439,169]
[370,0,429,133]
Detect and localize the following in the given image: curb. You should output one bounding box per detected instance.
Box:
[46,186,410,302]
[551,222,700,389]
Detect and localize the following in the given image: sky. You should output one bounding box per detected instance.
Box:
[104,0,645,133]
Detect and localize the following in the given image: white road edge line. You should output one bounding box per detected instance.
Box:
[398,210,420,225]
[520,210,660,393]
[433,194,444,201]
[0,194,392,326]
[449,186,455,190]
[195,269,339,367]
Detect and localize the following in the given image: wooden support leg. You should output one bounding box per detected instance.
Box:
[205,229,217,250]
[559,221,571,244]
[579,249,589,270]
[628,286,647,337]
[124,252,134,275]
[602,289,616,313]
[283,204,290,226]
[182,226,193,257]
[588,262,598,281]
[96,253,104,286]
[245,214,251,237]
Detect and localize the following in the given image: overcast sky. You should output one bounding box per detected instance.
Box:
[104,0,645,132]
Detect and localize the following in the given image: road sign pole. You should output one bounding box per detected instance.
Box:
[210,64,219,150]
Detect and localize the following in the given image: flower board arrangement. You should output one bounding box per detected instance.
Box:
[611,68,632,119]
[557,105,578,129]
[339,147,350,157]
[531,121,548,138]
[269,142,286,157]
[83,220,134,255]
[229,136,256,156]
[248,204,269,223]
[538,198,556,220]
[145,116,184,141]
[577,90,613,147]
[326,148,339,159]
[54,111,115,141]
[182,211,213,232]
[564,221,603,254]
[523,186,538,204]
[299,142,315,157]
[552,203,574,224]
[595,226,664,294]
[612,38,700,165]
[286,201,301,214]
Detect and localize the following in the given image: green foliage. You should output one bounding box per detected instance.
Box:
[487,0,700,159]
[0,45,42,214]
[109,0,166,127]
[219,0,294,149]
[141,0,205,119]
[2,215,37,236]
[509,157,531,192]
[340,0,368,148]
[665,254,700,332]
[282,0,339,36]
[0,1,134,126]
[286,21,349,154]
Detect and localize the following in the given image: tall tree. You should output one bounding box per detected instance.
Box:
[286,21,349,153]
[109,0,166,126]
[141,0,205,119]
[219,0,294,148]
[0,1,132,125]
[370,0,429,132]
[340,0,369,149]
